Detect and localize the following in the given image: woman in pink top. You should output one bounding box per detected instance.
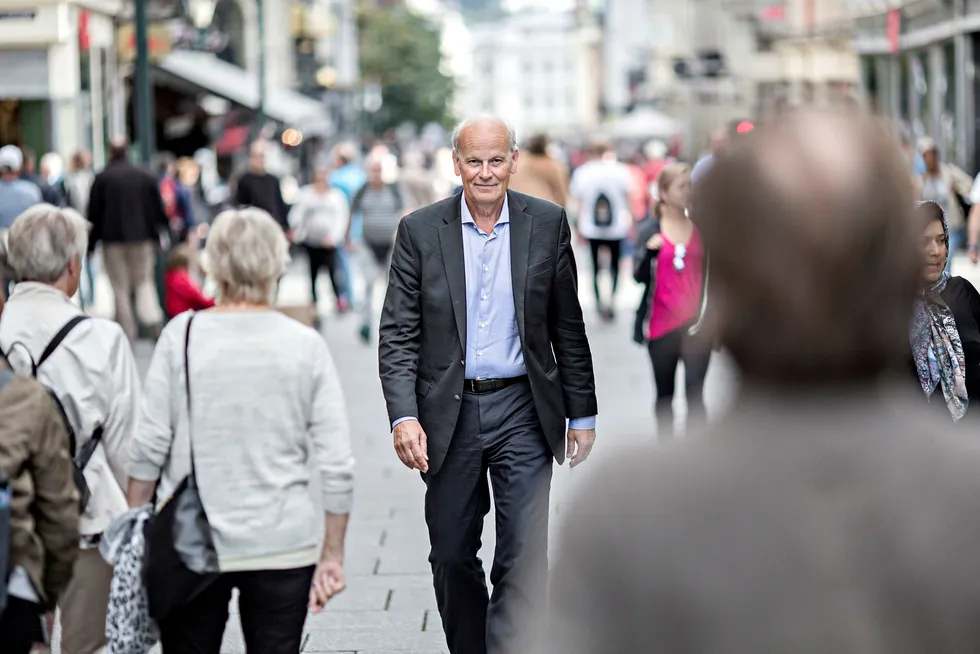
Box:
[639,163,711,437]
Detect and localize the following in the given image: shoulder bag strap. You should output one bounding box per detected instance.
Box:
[184,313,196,475]
[35,315,90,376]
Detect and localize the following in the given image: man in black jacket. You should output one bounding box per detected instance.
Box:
[87,137,168,341]
[378,115,598,654]
[236,140,288,233]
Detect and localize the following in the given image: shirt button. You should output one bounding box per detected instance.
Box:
[482,294,489,300]
[477,350,483,356]
[480,322,486,328]
[483,265,489,272]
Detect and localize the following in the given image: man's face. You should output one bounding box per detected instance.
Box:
[452,122,518,209]
[367,161,383,185]
[249,144,265,172]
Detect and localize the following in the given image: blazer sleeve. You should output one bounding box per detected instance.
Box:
[378,218,424,427]
[548,210,598,419]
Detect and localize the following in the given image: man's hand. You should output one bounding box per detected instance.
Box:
[393,419,429,472]
[970,243,978,265]
[566,428,596,468]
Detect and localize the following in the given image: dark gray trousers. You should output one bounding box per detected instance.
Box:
[423,380,553,654]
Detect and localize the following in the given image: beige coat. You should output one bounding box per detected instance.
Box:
[509,154,569,207]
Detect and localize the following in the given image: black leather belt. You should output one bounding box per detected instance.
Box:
[463,375,528,394]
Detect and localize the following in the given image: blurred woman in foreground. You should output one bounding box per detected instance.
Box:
[911,200,980,420]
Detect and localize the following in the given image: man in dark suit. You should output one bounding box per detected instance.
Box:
[379,115,598,654]
[547,110,980,653]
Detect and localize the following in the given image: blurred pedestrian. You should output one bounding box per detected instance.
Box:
[0,355,80,654]
[0,145,42,298]
[20,147,60,206]
[0,204,139,654]
[568,139,632,320]
[235,140,288,234]
[39,152,67,207]
[633,162,709,437]
[127,207,355,653]
[915,137,973,274]
[163,244,214,319]
[88,137,168,341]
[349,155,404,342]
[910,200,980,420]
[547,109,980,653]
[329,142,367,308]
[65,151,97,310]
[158,153,194,245]
[399,149,439,212]
[508,133,568,207]
[288,164,350,322]
[379,115,598,654]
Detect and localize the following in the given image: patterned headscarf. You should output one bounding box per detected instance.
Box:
[910,201,969,420]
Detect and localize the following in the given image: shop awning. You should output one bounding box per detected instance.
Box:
[154,50,333,137]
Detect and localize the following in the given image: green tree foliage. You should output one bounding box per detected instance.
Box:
[357,5,456,133]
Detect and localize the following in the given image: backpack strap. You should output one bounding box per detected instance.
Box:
[35,315,90,376]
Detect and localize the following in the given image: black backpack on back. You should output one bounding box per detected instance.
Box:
[2,316,102,512]
[593,192,614,228]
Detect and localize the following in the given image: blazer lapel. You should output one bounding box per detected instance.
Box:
[439,192,467,352]
[508,191,532,340]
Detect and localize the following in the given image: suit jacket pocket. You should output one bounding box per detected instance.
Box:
[415,377,433,398]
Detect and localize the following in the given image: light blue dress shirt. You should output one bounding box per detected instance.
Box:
[392,195,596,431]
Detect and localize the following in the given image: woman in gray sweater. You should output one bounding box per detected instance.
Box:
[126,207,355,653]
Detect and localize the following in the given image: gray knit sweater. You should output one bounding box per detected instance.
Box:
[129,310,355,568]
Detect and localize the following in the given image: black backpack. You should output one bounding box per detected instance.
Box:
[2,316,102,512]
[593,192,614,228]
[0,368,13,614]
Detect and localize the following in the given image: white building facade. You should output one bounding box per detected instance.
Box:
[462,11,601,139]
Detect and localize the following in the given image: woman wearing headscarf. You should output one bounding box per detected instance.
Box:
[911,201,980,420]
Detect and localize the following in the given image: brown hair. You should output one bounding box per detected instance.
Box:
[654,162,691,220]
[166,244,192,272]
[695,108,920,386]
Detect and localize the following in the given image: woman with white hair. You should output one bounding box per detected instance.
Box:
[126,207,355,652]
[0,204,140,654]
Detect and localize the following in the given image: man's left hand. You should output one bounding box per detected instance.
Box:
[566,428,596,468]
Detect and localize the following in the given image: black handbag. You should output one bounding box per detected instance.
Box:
[143,313,220,621]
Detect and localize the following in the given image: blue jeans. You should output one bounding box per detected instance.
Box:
[947,227,966,275]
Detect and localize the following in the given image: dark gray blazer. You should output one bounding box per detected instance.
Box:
[378,190,598,476]
[546,389,980,653]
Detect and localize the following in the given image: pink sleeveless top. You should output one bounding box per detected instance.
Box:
[648,228,705,341]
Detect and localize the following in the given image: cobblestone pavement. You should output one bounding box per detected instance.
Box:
[51,244,743,653]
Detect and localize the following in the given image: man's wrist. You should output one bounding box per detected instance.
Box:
[392,416,418,430]
[970,243,978,252]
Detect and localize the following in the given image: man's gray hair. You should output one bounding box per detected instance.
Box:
[6,204,89,284]
[202,207,290,305]
[450,115,518,154]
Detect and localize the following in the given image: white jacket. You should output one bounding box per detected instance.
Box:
[0,282,139,537]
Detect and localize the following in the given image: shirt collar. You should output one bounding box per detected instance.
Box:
[461,192,510,227]
[9,281,71,303]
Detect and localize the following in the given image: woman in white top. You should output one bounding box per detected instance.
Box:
[288,165,351,318]
[127,207,355,653]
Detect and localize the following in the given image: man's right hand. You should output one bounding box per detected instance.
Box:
[393,419,429,472]
[970,244,979,265]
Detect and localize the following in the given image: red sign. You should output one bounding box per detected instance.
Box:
[78,9,90,51]
[761,3,785,22]
[887,9,901,54]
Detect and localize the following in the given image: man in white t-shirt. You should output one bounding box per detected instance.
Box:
[569,140,632,320]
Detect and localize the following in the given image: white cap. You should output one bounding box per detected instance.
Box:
[0,145,23,171]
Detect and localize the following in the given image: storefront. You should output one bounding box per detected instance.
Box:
[853,1,975,171]
[0,2,123,167]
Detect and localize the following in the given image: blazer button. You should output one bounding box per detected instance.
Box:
[460,360,465,366]
[454,394,461,401]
